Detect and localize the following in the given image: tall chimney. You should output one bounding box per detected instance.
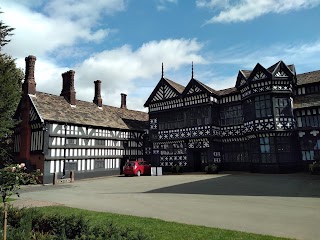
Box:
[120,93,127,109]
[60,70,76,105]
[23,55,37,95]
[93,80,103,107]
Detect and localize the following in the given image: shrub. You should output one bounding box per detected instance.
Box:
[309,161,320,175]
[170,164,183,173]
[0,206,150,240]
[204,164,218,174]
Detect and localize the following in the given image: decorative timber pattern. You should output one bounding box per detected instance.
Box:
[151,84,178,102]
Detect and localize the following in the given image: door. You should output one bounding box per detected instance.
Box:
[193,151,202,171]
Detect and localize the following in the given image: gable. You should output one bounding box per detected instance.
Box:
[144,78,182,106]
[248,63,272,83]
[151,84,179,102]
[29,95,43,122]
[182,78,218,97]
[235,71,248,88]
[186,84,202,95]
[271,61,294,79]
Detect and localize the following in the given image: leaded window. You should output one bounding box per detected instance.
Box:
[223,142,249,163]
[274,98,292,116]
[301,139,320,161]
[158,111,185,130]
[306,85,319,94]
[252,137,276,163]
[188,106,210,127]
[220,105,243,126]
[296,109,320,128]
[255,95,272,118]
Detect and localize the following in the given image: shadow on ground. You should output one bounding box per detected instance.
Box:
[145,172,320,198]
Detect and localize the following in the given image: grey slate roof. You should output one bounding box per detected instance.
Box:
[165,78,185,93]
[193,79,220,95]
[30,92,148,131]
[296,70,320,85]
[240,70,252,78]
[217,87,238,96]
[294,94,320,109]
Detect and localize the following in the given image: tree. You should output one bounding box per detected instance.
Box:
[0,12,24,164]
[0,11,14,52]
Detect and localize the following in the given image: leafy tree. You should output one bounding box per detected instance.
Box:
[0,12,24,164]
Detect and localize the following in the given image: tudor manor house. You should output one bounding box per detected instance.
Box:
[13,55,320,183]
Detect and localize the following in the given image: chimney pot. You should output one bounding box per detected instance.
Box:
[60,70,76,105]
[93,80,103,107]
[120,93,127,109]
[23,55,37,95]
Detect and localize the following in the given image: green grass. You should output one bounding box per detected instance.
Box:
[37,206,293,240]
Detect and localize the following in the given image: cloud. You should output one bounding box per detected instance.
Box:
[16,39,206,111]
[72,38,206,110]
[156,0,178,11]
[1,1,124,58]
[214,39,320,71]
[196,0,320,23]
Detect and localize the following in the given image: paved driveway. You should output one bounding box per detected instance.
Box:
[16,172,320,240]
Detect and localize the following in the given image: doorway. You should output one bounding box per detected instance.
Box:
[192,150,207,171]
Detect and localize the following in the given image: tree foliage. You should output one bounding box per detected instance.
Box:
[0,11,14,52]
[0,12,24,163]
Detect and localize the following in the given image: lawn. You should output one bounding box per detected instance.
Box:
[37,206,294,240]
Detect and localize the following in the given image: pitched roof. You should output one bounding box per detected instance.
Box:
[268,62,281,73]
[217,87,238,96]
[165,78,185,93]
[294,94,320,109]
[30,92,148,131]
[296,70,320,85]
[193,79,220,95]
[240,70,252,78]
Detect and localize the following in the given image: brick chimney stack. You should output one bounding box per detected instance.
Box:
[120,93,127,109]
[60,70,76,105]
[23,55,37,95]
[93,80,103,107]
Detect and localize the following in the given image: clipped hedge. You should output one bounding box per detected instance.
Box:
[0,206,149,240]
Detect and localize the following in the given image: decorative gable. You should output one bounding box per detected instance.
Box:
[271,61,294,79]
[248,63,271,83]
[240,77,247,86]
[186,85,202,95]
[151,84,178,102]
[253,71,267,80]
[275,70,288,77]
[144,78,183,107]
[29,105,40,121]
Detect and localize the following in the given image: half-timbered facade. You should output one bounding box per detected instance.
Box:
[144,62,320,173]
[13,56,148,183]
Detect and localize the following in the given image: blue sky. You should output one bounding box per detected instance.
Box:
[2,0,320,111]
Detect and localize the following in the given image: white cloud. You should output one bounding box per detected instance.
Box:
[197,0,320,23]
[16,39,206,111]
[156,0,178,11]
[1,1,122,58]
[214,40,320,72]
[72,38,206,110]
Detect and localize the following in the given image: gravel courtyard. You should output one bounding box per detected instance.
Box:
[14,172,320,240]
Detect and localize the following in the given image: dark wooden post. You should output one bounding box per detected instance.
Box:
[53,172,57,185]
[70,171,74,182]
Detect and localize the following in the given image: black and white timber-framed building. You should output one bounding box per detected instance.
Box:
[144,62,320,173]
[13,56,320,181]
[13,56,148,183]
